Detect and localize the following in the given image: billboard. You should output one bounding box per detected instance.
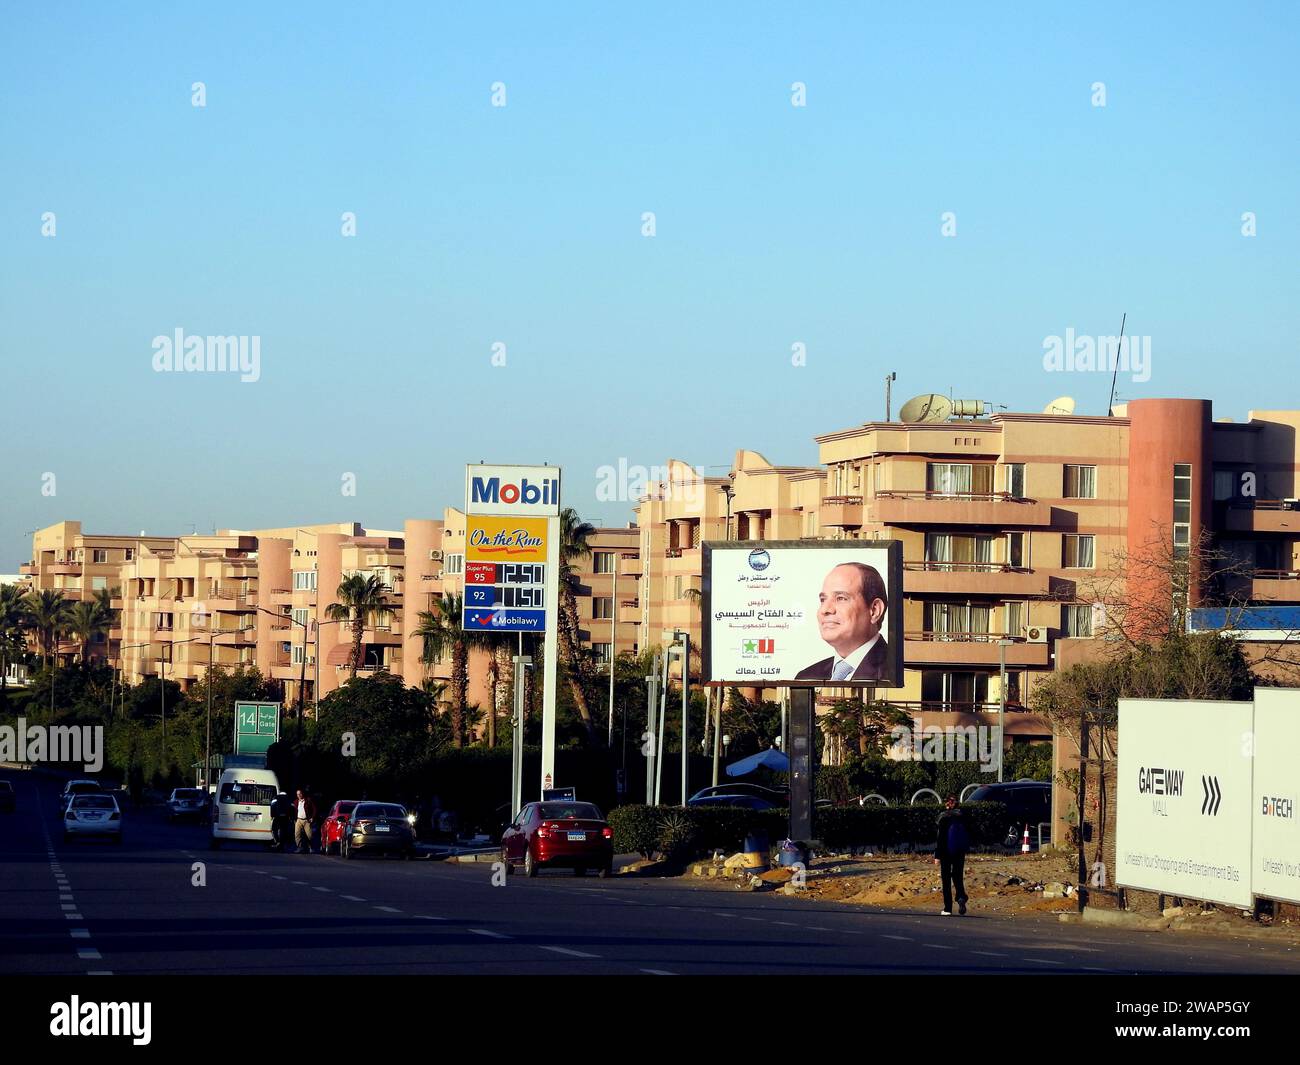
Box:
[462,513,549,632]
[1115,699,1254,909]
[465,464,561,517]
[1252,688,1300,904]
[702,540,903,687]
[234,701,280,755]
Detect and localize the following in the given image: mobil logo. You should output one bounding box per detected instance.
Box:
[466,464,561,516]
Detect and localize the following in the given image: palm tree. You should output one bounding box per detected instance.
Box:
[68,599,113,668]
[326,573,390,679]
[557,507,599,742]
[414,593,495,747]
[23,589,73,669]
[0,584,29,704]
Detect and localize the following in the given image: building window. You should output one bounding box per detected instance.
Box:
[673,576,683,599]
[1004,600,1025,637]
[1064,604,1094,637]
[921,671,989,708]
[91,549,108,564]
[924,602,991,636]
[1064,465,1097,499]
[927,463,994,496]
[292,570,318,591]
[592,597,614,620]
[155,612,174,630]
[592,553,615,574]
[1006,532,1026,569]
[292,608,309,628]
[1063,534,1095,569]
[1005,463,1026,499]
[92,576,108,591]
[592,643,613,667]
[445,553,464,575]
[1172,463,1193,561]
[1213,469,1238,502]
[292,644,306,665]
[124,548,134,561]
[925,533,995,569]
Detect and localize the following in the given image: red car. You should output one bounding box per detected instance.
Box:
[320,800,361,856]
[501,800,613,878]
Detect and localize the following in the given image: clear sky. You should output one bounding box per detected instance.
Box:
[2,2,1297,566]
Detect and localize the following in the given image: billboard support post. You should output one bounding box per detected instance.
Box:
[644,657,659,805]
[655,649,669,806]
[540,514,559,798]
[680,631,690,806]
[789,687,814,842]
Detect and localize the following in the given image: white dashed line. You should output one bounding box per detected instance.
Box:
[313,886,332,893]
[77,949,102,961]
[468,928,510,939]
[805,926,832,932]
[59,894,74,901]
[639,968,675,975]
[771,921,800,927]
[340,895,366,902]
[70,929,90,939]
[291,881,308,886]
[271,875,287,881]
[969,951,1007,957]
[87,971,113,976]
[538,946,599,959]
[922,943,954,950]
[373,905,402,913]
[60,903,77,910]
[1023,957,1064,965]
[881,935,912,941]
[712,913,734,919]
[65,913,84,920]
[414,915,444,921]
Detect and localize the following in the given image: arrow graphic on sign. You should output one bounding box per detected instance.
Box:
[1200,774,1222,816]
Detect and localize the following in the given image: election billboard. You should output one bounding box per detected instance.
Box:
[1115,699,1254,909]
[702,540,903,687]
[1252,687,1300,904]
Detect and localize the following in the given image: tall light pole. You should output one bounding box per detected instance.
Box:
[997,638,1014,782]
[607,554,619,747]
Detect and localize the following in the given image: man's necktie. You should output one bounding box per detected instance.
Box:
[831,659,854,681]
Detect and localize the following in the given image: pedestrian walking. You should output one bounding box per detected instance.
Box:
[294,788,318,854]
[934,793,970,916]
[270,791,293,852]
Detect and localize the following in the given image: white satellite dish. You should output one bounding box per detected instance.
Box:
[1043,396,1076,416]
[898,393,953,424]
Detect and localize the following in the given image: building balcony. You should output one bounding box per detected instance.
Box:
[618,601,641,625]
[1249,570,1300,602]
[1223,500,1300,535]
[618,555,642,577]
[903,632,1051,667]
[19,563,36,575]
[267,588,294,606]
[51,562,82,575]
[902,562,1051,597]
[868,491,1053,528]
[821,496,864,528]
[369,626,402,646]
[209,588,258,611]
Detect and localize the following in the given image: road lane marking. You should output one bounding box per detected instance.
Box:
[272,875,287,881]
[291,881,308,886]
[970,951,1006,957]
[806,926,832,931]
[65,913,84,920]
[87,971,112,976]
[881,935,912,941]
[414,915,444,921]
[922,943,954,950]
[468,928,510,939]
[70,929,90,939]
[313,886,332,892]
[61,903,77,910]
[538,946,599,959]
[1023,957,1064,965]
[712,913,734,919]
[373,906,402,913]
[59,894,74,901]
[640,969,675,975]
[341,895,366,902]
[77,949,102,960]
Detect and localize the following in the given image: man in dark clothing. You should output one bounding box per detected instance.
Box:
[270,792,293,852]
[934,794,970,915]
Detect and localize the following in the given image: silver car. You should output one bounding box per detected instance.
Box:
[166,787,209,822]
[63,793,123,843]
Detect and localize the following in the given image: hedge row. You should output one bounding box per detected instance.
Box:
[609,801,1012,861]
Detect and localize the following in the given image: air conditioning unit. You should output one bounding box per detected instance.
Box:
[1026,626,1048,644]
[429,550,443,562]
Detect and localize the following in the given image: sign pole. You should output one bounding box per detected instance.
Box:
[789,687,814,842]
[644,657,659,805]
[540,513,560,799]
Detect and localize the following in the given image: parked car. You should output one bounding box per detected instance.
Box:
[965,781,1052,847]
[689,783,788,804]
[210,768,281,849]
[500,800,613,878]
[320,800,361,855]
[0,780,14,812]
[166,787,209,823]
[343,802,416,859]
[686,793,780,811]
[63,793,123,843]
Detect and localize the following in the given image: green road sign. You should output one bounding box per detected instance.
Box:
[234,701,280,755]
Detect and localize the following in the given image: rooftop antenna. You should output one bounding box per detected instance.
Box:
[884,371,896,421]
[1106,312,1126,417]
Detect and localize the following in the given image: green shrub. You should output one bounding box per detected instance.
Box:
[608,804,663,858]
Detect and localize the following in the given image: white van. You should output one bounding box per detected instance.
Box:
[210,768,281,849]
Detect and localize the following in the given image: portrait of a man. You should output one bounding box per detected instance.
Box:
[794,561,891,682]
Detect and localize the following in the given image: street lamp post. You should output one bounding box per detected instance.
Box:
[997,638,1014,782]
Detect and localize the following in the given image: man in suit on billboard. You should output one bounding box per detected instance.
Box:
[795,562,891,682]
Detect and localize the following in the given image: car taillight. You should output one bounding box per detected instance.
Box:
[537,821,554,839]
[355,820,372,832]
[602,827,612,839]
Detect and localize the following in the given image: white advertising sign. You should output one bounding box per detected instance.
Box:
[465,464,561,517]
[1252,687,1300,904]
[1116,699,1254,909]
[703,541,903,687]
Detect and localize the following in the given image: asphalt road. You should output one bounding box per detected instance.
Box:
[4,769,1298,976]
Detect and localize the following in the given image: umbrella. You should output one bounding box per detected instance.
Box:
[725,747,790,777]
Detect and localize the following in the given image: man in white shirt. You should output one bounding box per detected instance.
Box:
[293,788,317,854]
[795,562,892,683]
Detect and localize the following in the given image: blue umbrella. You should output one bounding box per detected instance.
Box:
[725,747,790,777]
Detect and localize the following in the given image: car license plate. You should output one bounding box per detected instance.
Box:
[375,825,390,832]
[567,831,586,841]
[237,813,259,822]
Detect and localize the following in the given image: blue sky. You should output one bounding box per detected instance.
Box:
[2,2,1297,566]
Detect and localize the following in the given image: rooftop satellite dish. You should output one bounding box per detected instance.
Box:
[1043,396,1076,416]
[898,393,953,424]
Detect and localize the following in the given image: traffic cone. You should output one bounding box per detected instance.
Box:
[1021,824,1031,853]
